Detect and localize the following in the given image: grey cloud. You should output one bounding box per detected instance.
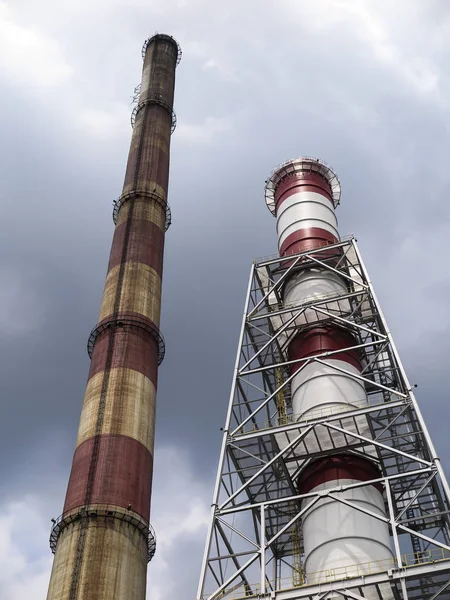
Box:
[1,0,450,598]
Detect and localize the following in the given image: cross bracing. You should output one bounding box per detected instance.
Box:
[197,238,450,600]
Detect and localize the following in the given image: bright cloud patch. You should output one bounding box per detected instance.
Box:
[0,444,210,599]
[0,498,53,600]
[75,103,131,141]
[147,445,211,600]
[177,116,233,144]
[0,2,71,89]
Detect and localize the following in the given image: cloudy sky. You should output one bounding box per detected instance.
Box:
[1,0,450,598]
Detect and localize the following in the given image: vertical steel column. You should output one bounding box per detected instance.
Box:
[46,34,181,600]
[196,264,255,600]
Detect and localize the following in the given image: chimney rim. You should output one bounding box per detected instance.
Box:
[264,156,341,215]
[142,33,182,65]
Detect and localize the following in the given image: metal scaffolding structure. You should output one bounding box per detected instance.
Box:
[197,237,450,600]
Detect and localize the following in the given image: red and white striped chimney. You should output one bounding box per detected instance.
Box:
[265,158,394,597]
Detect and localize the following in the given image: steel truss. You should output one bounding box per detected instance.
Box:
[197,238,450,600]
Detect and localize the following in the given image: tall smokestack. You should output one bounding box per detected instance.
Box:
[197,155,450,600]
[265,157,394,599]
[46,33,181,600]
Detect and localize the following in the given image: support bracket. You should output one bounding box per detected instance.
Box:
[113,189,171,231]
[50,505,157,562]
[87,317,165,365]
[131,95,177,133]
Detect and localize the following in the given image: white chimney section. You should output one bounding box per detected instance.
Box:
[265,158,394,598]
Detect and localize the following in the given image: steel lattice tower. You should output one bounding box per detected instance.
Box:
[46,33,181,600]
[197,157,450,600]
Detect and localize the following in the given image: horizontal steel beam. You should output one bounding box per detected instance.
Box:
[219,468,435,516]
[272,560,450,600]
[231,398,407,442]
